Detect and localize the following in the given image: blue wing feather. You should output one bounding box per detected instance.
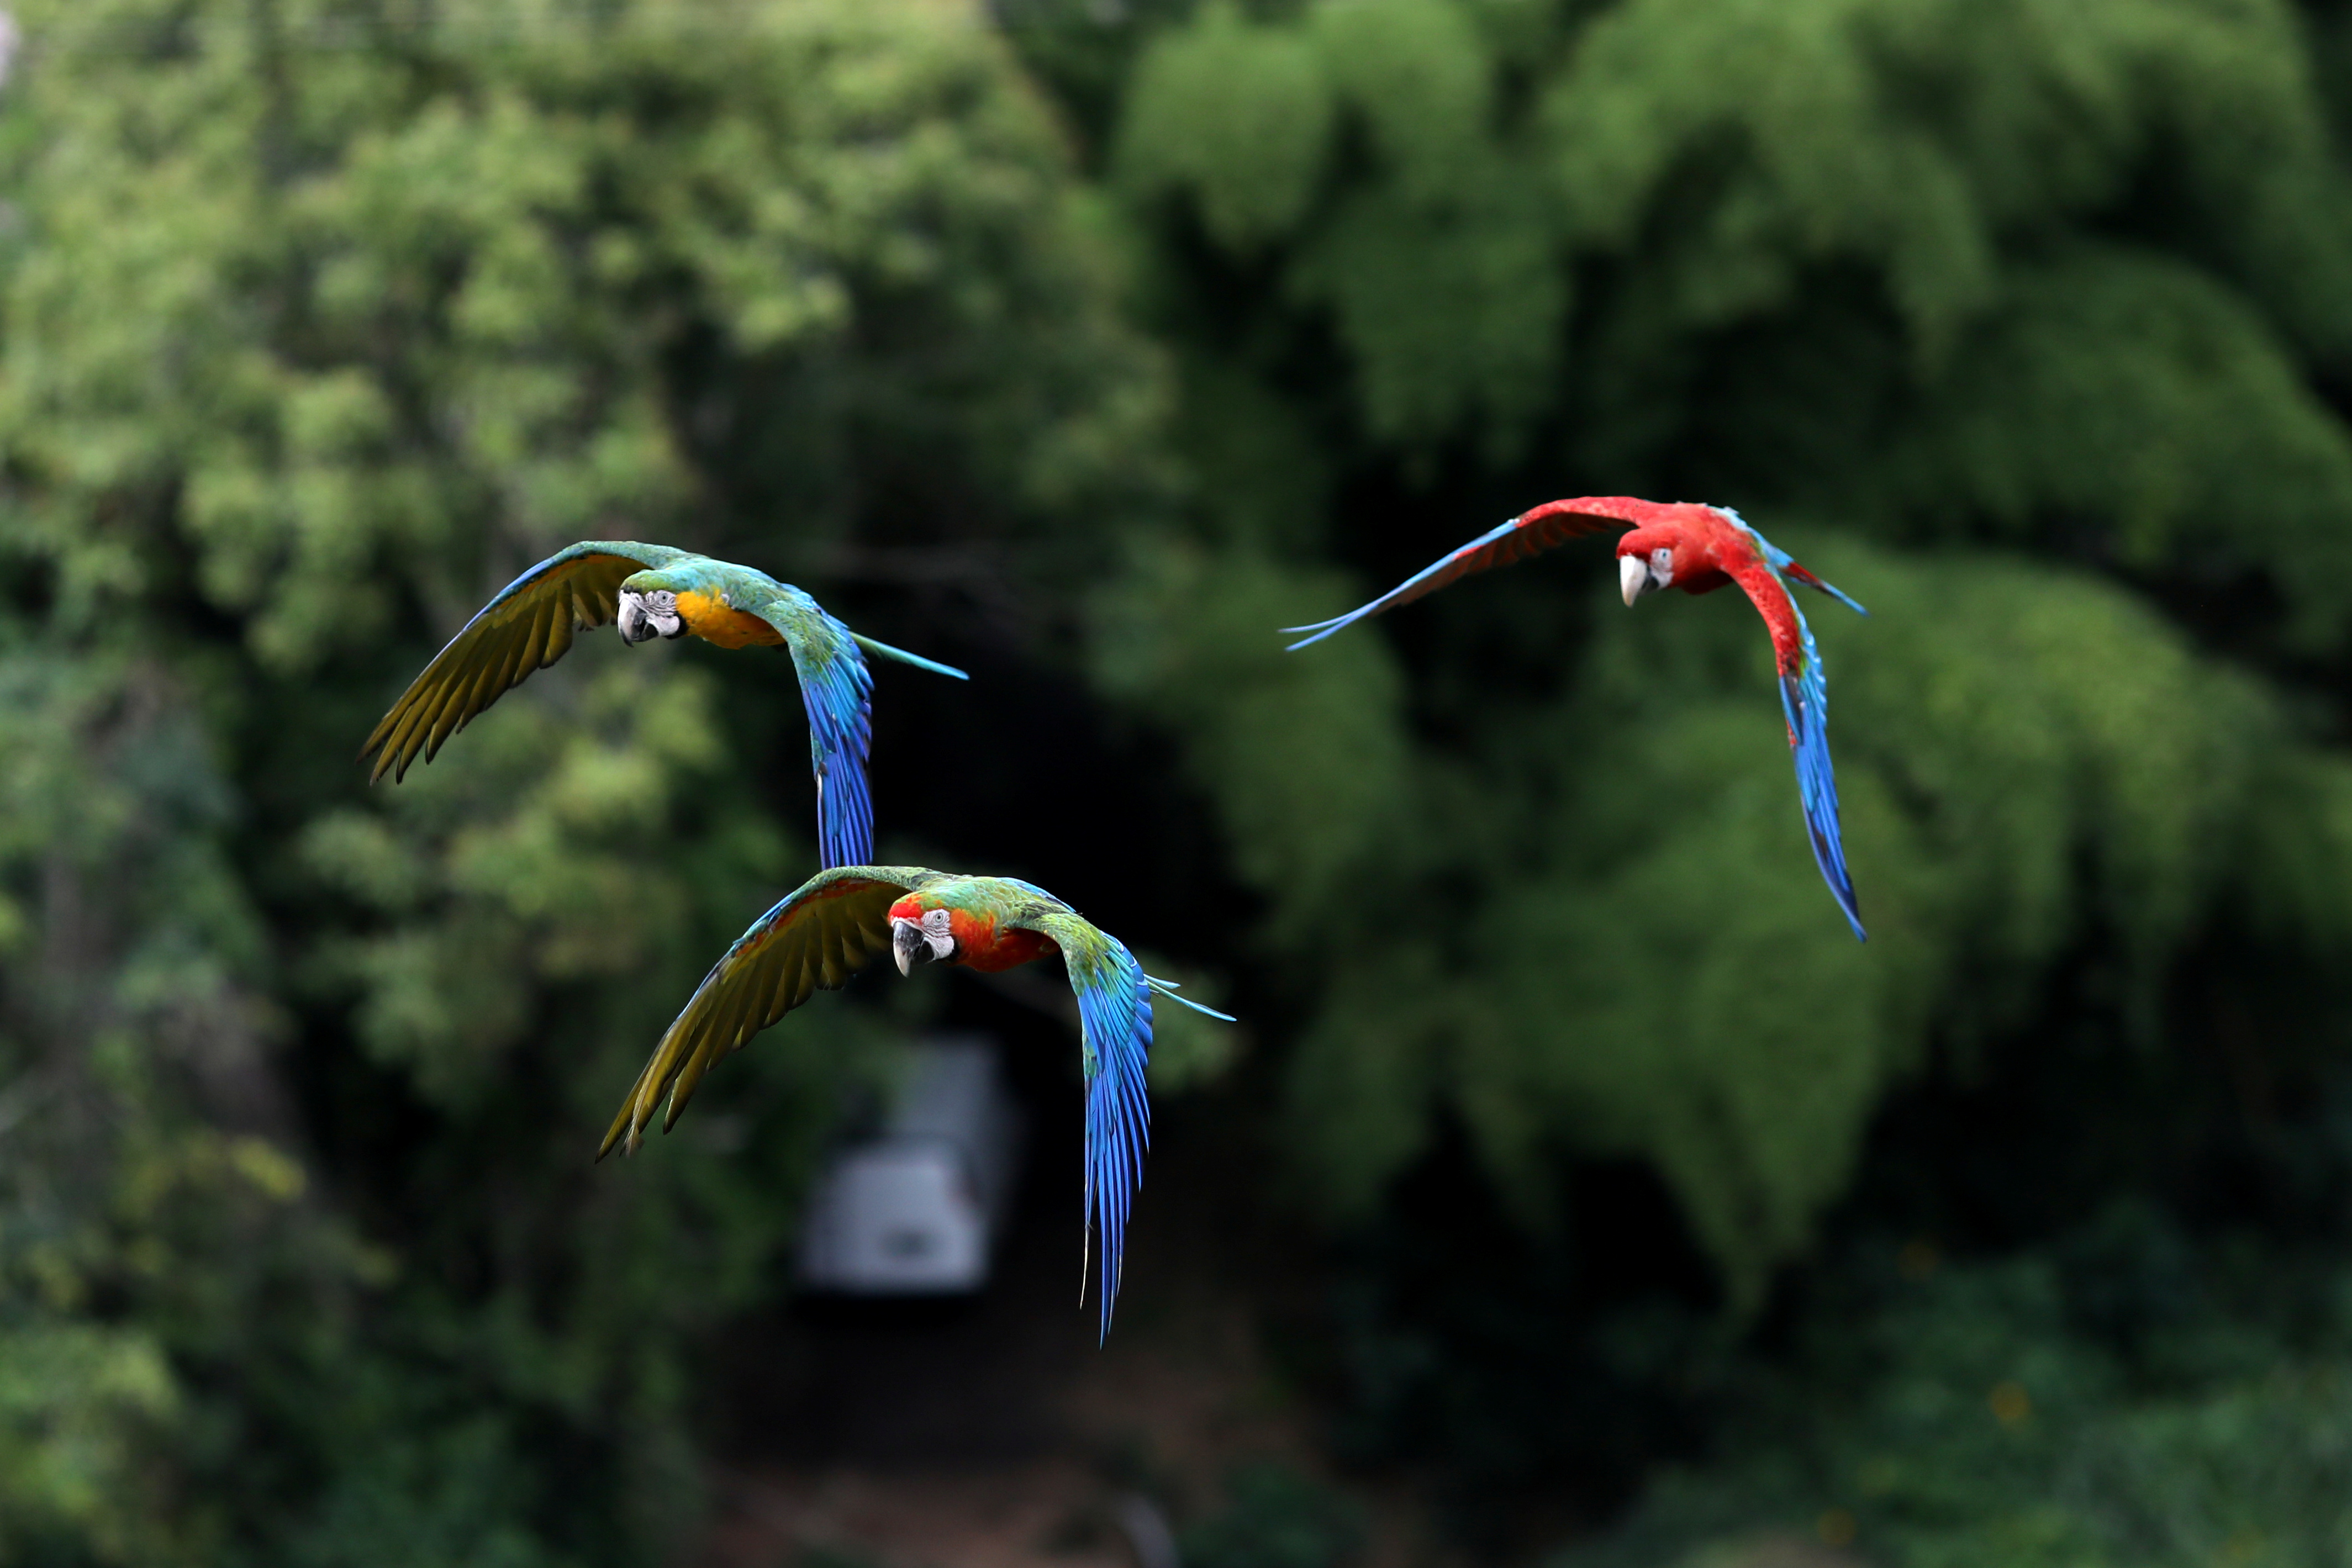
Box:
[1732,517,1868,938]
[477,540,686,615]
[1283,503,1639,650]
[1069,938,1153,1343]
[763,600,877,870]
[1280,515,1529,650]
[1777,592,1867,941]
[804,633,876,872]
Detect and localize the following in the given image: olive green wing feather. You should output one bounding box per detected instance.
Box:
[361,541,689,783]
[598,865,940,1159]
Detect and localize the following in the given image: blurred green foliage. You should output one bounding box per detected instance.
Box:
[1556,1203,2352,1567]
[6,0,2352,1560]
[1062,0,2352,1309]
[1180,1463,1365,1568]
[0,0,1153,1560]
[1019,0,2352,1538]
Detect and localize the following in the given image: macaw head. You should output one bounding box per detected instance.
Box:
[888,896,958,974]
[616,571,687,645]
[1615,526,1680,607]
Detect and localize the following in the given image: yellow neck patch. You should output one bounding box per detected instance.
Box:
[674,589,783,650]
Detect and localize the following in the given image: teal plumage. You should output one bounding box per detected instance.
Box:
[598,865,1233,1339]
[360,542,967,868]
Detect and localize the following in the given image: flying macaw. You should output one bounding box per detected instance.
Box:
[360,543,967,869]
[1284,497,1870,940]
[597,865,1233,1338]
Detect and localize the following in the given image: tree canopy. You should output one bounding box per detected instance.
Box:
[0,1,1152,1558]
[1086,0,2352,1305]
[7,0,2352,1560]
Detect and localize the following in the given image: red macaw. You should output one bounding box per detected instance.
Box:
[1284,498,1870,939]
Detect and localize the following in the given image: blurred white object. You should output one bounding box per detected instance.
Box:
[1114,1493,1180,1568]
[797,1036,1024,1294]
[0,13,18,88]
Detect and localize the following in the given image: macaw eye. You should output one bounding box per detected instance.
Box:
[923,908,952,933]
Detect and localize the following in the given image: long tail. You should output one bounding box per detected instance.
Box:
[1144,974,1237,1021]
[1778,560,1869,618]
[850,632,969,680]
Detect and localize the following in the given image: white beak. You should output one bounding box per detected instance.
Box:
[616,588,684,645]
[892,916,954,975]
[892,917,928,975]
[1620,553,1651,608]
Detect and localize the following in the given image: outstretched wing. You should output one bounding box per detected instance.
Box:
[1726,562,1867,942]
[362,541,689,783]
[598,865,937,1158]
[1021,907,1154,1342]
[1283,497,1660,650]
[755,598,879,871]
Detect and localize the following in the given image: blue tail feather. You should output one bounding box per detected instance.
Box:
[848,631,969,680]
[1144,973,1237,1021]
[1742,519,1869,619]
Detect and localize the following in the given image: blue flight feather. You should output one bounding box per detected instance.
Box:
[1776,590,1866,941]
[1070,936,1154,1343]
[1025,900,1236,1338]
[1280,515,1528,650]
[1732,513,1869,940]
[470,540,687,618]
[764,595,878,870]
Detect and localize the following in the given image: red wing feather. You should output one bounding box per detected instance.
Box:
[1283,496,1660,649]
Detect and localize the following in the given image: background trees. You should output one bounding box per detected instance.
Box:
[7,0,2352,1562]
[0,2,1156,1559]
[1079,0,2352,1296]
[1020,7,2352,1547]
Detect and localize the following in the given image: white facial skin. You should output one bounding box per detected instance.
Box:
[616,588,684,644]
[1618,547,1675,607]
[890,906,958,974]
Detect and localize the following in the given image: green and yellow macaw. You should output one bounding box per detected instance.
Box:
[360,543,966,868]
[599,865,1233,1339]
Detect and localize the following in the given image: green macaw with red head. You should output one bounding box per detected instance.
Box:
[600,865,1232,1340]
